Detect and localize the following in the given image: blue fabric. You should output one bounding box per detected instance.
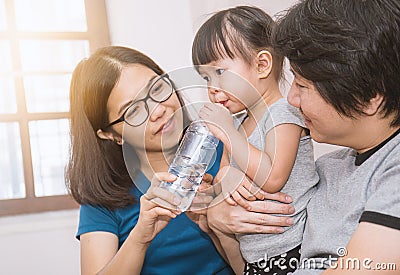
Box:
[77,142,232,275]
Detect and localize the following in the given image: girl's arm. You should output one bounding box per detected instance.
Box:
[210,227,245,274]
[199,102,303,194]
[224,123,303,193]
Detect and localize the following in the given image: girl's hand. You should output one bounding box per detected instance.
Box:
[133,172,182,245]
[215,166,265,210]
[199,103,235,143]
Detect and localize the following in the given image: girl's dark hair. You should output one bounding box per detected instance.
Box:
[192,5,283,80]
[66,46,188,209]
[272,0,400,126]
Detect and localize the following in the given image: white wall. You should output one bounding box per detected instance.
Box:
[0,210,79,275]
[105,0,194,72]
[0,1,339,274]
[105,0,299,71]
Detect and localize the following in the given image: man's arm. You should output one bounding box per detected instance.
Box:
[323,222,400,274]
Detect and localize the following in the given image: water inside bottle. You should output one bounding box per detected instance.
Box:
[159,121,219,211]
[162,156,207,211]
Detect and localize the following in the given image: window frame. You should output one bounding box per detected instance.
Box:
[0,0,110,216]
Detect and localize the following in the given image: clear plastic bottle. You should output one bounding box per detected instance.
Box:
[160,120,219,211]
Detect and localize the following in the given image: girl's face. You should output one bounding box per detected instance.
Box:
[198,57,262,114]
[106,65,183,153]
[288,69,356,145]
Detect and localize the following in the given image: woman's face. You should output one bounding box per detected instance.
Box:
[288,69,357,146]
[106,64,183,153]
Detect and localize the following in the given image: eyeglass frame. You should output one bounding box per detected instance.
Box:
[103,74,174,129]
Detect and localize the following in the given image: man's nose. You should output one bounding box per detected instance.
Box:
[287,81,301,108]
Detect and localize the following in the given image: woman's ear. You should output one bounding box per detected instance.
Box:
[256,50,273,79]
[96,129,123,145]
[364,93,384,116]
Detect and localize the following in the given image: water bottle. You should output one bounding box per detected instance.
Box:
[160,120,219,211]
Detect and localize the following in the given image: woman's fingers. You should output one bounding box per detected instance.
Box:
[149,188,181,210]
[146,172,177,197]
[202,173,213,185]
[147,205,178,219]
[140,194,181,215]
[143,172,183,212]
[213,182,222,195]
[153,172,177,183]
[192,193,213,205]
[197,174,214,196]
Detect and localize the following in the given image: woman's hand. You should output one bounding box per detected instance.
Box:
[133,172,182,245]
[186,173,215,233]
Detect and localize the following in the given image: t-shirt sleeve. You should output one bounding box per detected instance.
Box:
[264,99,306,133]
[360,163,400,230]
[76,204,119,240]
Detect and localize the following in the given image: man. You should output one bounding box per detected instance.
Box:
[272,0,400,273]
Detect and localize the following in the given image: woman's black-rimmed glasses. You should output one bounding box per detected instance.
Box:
[104,74,174,129]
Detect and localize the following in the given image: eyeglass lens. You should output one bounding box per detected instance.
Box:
[125,76,173,126]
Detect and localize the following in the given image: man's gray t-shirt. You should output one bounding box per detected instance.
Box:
[233,98,319,262]
[293,130,400,274]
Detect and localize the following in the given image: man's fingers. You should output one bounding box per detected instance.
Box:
[243,181,265,200]
[231,191,251,210]
[237,186,256,201]
[261,191,293,203]
[247,200,295,215]
[225,196,237,206]
[234,223,286,234]
[244,211,293,227]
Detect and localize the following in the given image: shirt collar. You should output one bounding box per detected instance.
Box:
[355,127,400,166]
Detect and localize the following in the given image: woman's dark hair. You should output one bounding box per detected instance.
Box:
[192,5,283,80]
[66,46,188,209]
[272,0,400,126]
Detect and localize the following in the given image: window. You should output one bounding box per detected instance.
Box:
[0,0,110,216]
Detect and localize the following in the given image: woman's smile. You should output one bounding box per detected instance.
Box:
[155,114,176,135]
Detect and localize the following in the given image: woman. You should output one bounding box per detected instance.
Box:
[209,0,400,274]
[66,46,233,275]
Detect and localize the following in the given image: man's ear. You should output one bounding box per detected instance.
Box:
[364,93,384,116]
[96,129,123,145]
[256,50,273,79]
